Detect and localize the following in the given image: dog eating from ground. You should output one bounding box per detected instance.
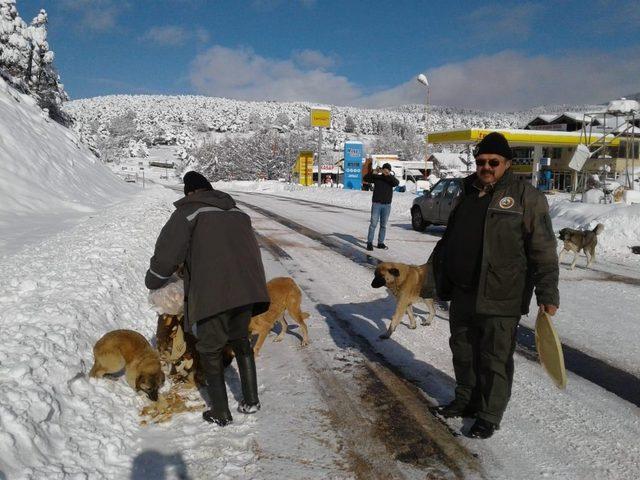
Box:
[89,329,165,401]
[558,223,604,270]
[371,262,436,339]
[249,277,310,356]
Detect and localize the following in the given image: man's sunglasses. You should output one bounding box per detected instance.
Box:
[475,159,502,167]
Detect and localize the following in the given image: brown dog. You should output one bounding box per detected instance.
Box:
[89,329,165,401]
[371,262,436,339]
[250,277,310,356]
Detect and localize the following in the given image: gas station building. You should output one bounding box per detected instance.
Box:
[427,128,638,191]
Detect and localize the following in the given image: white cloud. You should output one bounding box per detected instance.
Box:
[293,49,336,70]
[141,26,189,46]
[189,46,361,104]
[188,45,640,110]
[60,0,125,32]
[465,3,545,40]
[362,49,640,111]
[140,25,210,47]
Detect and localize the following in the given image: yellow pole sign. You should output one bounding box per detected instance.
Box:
[310,108,331,128]
[298,151,314,186]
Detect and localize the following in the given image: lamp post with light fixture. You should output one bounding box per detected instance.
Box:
[417,73,430,173]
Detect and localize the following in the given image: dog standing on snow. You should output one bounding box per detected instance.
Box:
[371,261,436,339]
[558,223,604,270]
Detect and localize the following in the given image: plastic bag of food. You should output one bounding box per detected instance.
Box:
[148,278,184,315]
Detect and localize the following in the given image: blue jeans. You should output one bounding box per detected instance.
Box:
[367,202,391,244]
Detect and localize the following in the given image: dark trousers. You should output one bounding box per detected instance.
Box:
[194,304,257,416]
[449,288,519,425]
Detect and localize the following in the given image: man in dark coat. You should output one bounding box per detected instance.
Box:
[423,132,560,439]
[146,171,270,426]
[363,162,400,251]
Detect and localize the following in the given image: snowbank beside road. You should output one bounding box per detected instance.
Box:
[548,195,640,263]
[0,77,133,253]
[215,180,417,218]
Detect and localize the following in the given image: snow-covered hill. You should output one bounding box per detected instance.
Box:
[65,94,603,162]
[0,77,133,253]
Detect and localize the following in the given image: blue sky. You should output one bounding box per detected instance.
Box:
[16,0,640,110]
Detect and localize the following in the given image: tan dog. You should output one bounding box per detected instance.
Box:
[250,277,310,356]
[558,223,604,269]
[89,329,165,401]
[371,262,436,339]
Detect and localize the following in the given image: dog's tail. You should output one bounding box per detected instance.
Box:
[592,223,605,235]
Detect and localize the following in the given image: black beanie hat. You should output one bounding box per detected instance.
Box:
[473,132,513,160]
[183,171,213,195]
[382,163,392,170]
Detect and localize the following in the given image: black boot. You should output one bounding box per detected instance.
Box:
[366,242,373,251]
[203,409,233,426]
[467,418,498,439]
[200,352,232,425]
[376,243,389,250]
[432,400,477,419]
[230,339,260,413]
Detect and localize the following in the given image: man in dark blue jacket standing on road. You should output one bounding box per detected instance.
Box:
[364,162,399,251]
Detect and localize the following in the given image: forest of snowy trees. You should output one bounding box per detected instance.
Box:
[67,93,602,181]
[0,0,68,124]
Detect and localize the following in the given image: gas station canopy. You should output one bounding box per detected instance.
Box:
[428,128,621,147]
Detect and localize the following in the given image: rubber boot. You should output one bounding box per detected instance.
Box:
[229,338,260,413]
[200,354,233,425]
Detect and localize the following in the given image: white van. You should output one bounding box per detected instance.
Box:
[370,155,432,192]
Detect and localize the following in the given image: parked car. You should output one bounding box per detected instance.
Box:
[411,178,464,231]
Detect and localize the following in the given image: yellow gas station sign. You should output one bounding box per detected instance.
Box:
[310,108,331,128]
[297,151,314,186]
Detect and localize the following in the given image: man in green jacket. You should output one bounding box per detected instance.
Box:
[425,132,559,439]
[146,171,270,426]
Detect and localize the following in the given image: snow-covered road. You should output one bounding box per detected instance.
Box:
[1,183,639,479]
[229,189,640,379]
[233,190,640,479]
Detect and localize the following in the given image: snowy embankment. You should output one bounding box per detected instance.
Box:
[0,186,349,479]
[0,187,172,479]
[548,194,640,266]
[222,180,640,266]
[0,77,133,254]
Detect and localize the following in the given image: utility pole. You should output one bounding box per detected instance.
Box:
[417,74,430,174]
[310,107,331,187]
[316,126,323,187]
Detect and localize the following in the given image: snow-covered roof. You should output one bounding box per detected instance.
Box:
[597,115,633,130]
[534,114,558,123]
[526,112,594,127]
[429,152,469,170]
[614,123,640,135]
[607,98,640,114]
[552,112,594,123]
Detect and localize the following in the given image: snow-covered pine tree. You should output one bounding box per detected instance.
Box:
[344,115,356,133]
[0,0,30,89]
[26,9,70,125]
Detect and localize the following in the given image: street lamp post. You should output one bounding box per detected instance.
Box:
[417,73,430,174]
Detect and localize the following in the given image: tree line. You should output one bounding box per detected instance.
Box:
[0,1,69,124]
